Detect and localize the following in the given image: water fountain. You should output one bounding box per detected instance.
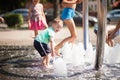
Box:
[104,43,120,64]
[53,56,67,77]
[52,42,120,78]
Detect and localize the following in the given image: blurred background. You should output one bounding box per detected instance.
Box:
[0,0,120,27]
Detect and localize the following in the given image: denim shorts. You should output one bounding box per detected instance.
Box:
[34,40,51,57]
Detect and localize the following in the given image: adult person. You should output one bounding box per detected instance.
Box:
[106,21,120,47]
[55,0,82,55]
[94,21,120,47]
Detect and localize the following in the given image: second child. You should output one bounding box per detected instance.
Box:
[34,18,63,68]
[28,0,48,37]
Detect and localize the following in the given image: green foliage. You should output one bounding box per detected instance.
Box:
[4,13,24,28]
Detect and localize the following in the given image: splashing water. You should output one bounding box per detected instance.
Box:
[60,42,96,66]
[60,42,120,66]
[53,56,68,77]
[84,42,96,65]
[104,43,120,64]
[52,42,120,77]
[60,42,85,66]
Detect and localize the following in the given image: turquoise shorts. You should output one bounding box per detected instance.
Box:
[61,8,75,20]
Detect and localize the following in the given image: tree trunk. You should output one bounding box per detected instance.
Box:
[53,0,60,18]
[95,0,107,70]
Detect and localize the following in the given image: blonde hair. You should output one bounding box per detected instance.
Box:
[52,18,63,28]
[52,18,63,24]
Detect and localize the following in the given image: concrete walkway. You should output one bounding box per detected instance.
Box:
[0,23,120,46]
[0,24,95,46]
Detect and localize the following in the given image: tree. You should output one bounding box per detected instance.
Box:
[0,0,27,13]
[53,0,60,18]
[0,0,53,14]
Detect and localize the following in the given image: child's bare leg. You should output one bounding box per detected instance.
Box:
[45,54,51,67]
[34,30,38,37]
[55,19,77,54]
[42,57,46,66]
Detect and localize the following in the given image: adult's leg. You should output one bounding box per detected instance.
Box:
[55,19,77,52]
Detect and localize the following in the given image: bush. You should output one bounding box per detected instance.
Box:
[4,13,24,28]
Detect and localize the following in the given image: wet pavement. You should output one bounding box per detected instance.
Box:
[0,45,120,80]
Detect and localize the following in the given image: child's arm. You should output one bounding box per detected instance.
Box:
[28,7,31,29]
[41,4,48,28]
[50,37,55,57]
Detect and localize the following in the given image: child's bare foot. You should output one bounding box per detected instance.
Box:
[41,61,46,66]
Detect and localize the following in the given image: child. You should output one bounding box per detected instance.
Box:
[28,0,48,37]
[94,21,120,47]
[55,0,82,54]
[34,18,63,68]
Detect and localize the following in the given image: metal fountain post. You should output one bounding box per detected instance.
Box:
[83,0,89,50]
[95,0,107,70]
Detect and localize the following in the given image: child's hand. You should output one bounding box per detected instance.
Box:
[51,53,55,57]
[44,24,48,29]
[45,21,48,29]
